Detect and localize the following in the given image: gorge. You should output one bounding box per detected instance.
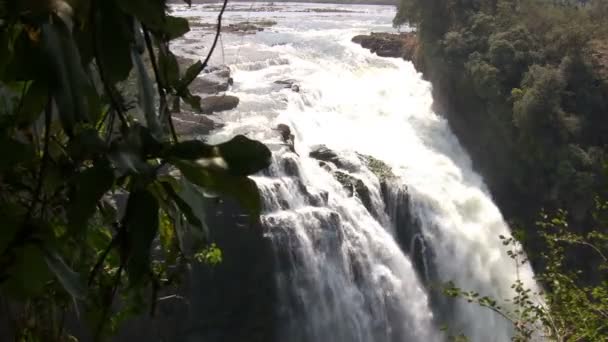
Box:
[143,3,538,341]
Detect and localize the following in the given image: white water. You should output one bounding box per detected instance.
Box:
[172,3,537,341]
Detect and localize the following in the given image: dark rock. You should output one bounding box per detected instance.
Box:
[172,111,223,137]
[332,170,375,216]
[281,156,300,178]
[352,32,418,61]
[201,95,240,114]
[190,65,232,94]
[309,145,345,168]
[274,79,301,92]
[274,79,297,87]
[194,20,277,34]
[357,153,396,182]
[274,124,296,154]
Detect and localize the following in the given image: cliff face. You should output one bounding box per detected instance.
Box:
[392,1,608,227]
[388,0,608,280]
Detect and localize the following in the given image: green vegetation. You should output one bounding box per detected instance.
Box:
[394,0,608,227]
[0,0,270,340]
[394,0,608,339]
[445,208,607,341]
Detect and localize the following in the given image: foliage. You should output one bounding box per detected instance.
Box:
[444,206,608,341]
[394,0,608,273]
[0,0,271,340]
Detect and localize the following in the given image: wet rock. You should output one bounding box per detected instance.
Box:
[281,156,300,178]
[190,65,233,94]
[357,153,396,182]
[172,111,223,137]
[200,95,240,114]
[333,170,374,215]
[274,79,301,93]
[193,20,277,34]
[309,145,348,169]
[352,32,418,61]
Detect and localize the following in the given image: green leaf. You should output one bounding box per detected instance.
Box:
[67,161,114,233]
[122,188,159,286]
[163,16,190,40]
[161,181,205,231]
[117,0,165,31]
[217,135,272,176]
[43,248,86,300]
[173,160,263,217]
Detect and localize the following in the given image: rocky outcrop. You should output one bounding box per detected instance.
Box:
[172,111,223,137]
[352,32,418,61]
[357,153,396,183]
[274,79,300,92]
[200,95,240,114]
[309,145,397,219]
[191,20,277,34]
[190,65,233,94]
[309,145,356,171]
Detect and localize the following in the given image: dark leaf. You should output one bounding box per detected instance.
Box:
[122,188,159,286]
[158,47,180,88]
[0,138,34,173]
[1,245,52,299]
[15,80,48,128]
[177,60,203,93]
[67,161,114,233]
[117,0,165,31]
[97,1,134,84]
[181,90,202,112]
[40,17,92,133]
[164,140,213,160]
[0,201,26,252]
[213,173,262,217]
[67,128,107,160]
[217,135,272,176]
[172,160,262,217]
[163,16,190,40]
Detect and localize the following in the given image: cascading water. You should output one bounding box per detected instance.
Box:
[172,3,537,341]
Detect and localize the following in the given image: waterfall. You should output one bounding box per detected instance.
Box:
[173,3,538,341]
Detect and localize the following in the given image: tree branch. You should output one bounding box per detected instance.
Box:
[201,0,229,70]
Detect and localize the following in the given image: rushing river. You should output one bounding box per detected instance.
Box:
[171,3,537,341]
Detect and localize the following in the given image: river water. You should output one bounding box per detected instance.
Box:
[171,3,537,341]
